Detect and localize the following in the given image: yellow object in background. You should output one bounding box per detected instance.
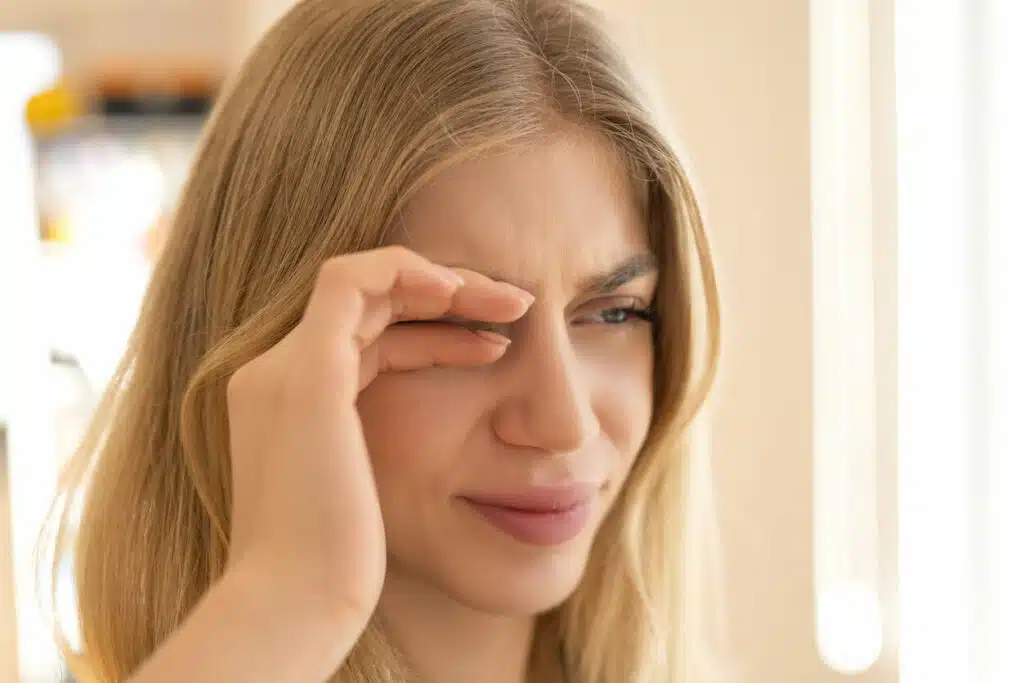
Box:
[44,214,75,244]
[25,83,81,136]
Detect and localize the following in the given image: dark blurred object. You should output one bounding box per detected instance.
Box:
[91,63,217,118]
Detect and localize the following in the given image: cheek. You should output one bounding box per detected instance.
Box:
[356,374,476,495]
[587,340,655,476]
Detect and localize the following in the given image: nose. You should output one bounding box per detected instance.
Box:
[491,323,600,455]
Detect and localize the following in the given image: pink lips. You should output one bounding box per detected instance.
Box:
[459,483,599,547]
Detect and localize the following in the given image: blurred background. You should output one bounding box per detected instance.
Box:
[0,1,1021,682]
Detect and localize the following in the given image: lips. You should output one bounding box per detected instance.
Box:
[458,483,599,546]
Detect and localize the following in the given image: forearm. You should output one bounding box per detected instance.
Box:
[126,568,363,683]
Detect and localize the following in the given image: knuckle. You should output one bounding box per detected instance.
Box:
[335,288,364,323]
[381,244,413,260]
[382,244,429,270]
[312,261,362,317]
[317,256,352,286]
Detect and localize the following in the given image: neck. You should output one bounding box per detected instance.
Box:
[376,566,538,683]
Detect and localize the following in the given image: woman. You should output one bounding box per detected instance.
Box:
[44,0,721,681]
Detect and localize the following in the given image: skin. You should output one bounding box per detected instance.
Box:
[125,129,654,683]
[361,129,657,683]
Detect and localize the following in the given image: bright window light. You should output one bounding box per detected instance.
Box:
[896,1,974,681]
[810,0,884,674]
[897,1,1024,682]
[984,1,1024,681]
[0,32,64,683]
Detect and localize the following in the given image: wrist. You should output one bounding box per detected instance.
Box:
[220,560,373,644]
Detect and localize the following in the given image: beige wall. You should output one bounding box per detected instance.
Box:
[0,0,235,81]
[591,1,896,681]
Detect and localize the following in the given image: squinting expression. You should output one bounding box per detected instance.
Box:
[357,129,657,616]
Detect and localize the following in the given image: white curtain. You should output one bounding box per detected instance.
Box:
[897,1,1024,682]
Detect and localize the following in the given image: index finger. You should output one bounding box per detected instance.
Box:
[399,267,534,325]
[304,247,532,351]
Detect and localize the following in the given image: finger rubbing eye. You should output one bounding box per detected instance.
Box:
[394,317,512,340]
[451,318,511,339]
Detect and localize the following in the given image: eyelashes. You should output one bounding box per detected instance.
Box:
[577,304,656,326]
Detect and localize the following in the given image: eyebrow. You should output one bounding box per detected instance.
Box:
[582,252,659,294]
[445,251,659,295]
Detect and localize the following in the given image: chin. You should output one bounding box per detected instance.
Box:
[440,546,592,617]
[452,576,585,617]
[383,502,611,617]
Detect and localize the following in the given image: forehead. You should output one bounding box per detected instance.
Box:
[392,130,650,287]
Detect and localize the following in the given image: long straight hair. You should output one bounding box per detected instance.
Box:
[42,1,722,681]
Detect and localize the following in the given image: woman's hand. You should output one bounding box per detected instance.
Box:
[127,247,532,683]
[223,245,533,630]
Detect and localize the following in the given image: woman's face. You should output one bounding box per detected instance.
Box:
[358,130,656,616]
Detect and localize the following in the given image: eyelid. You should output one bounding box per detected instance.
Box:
[576,295,651,312]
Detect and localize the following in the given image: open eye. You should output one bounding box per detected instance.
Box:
[574,299,656,327]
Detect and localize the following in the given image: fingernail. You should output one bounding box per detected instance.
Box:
[497,282,534,306]
[474,329,511,346]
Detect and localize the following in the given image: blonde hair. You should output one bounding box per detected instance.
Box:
[42,0,722,681]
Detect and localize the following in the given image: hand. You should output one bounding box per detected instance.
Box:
[223,246,533,629]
